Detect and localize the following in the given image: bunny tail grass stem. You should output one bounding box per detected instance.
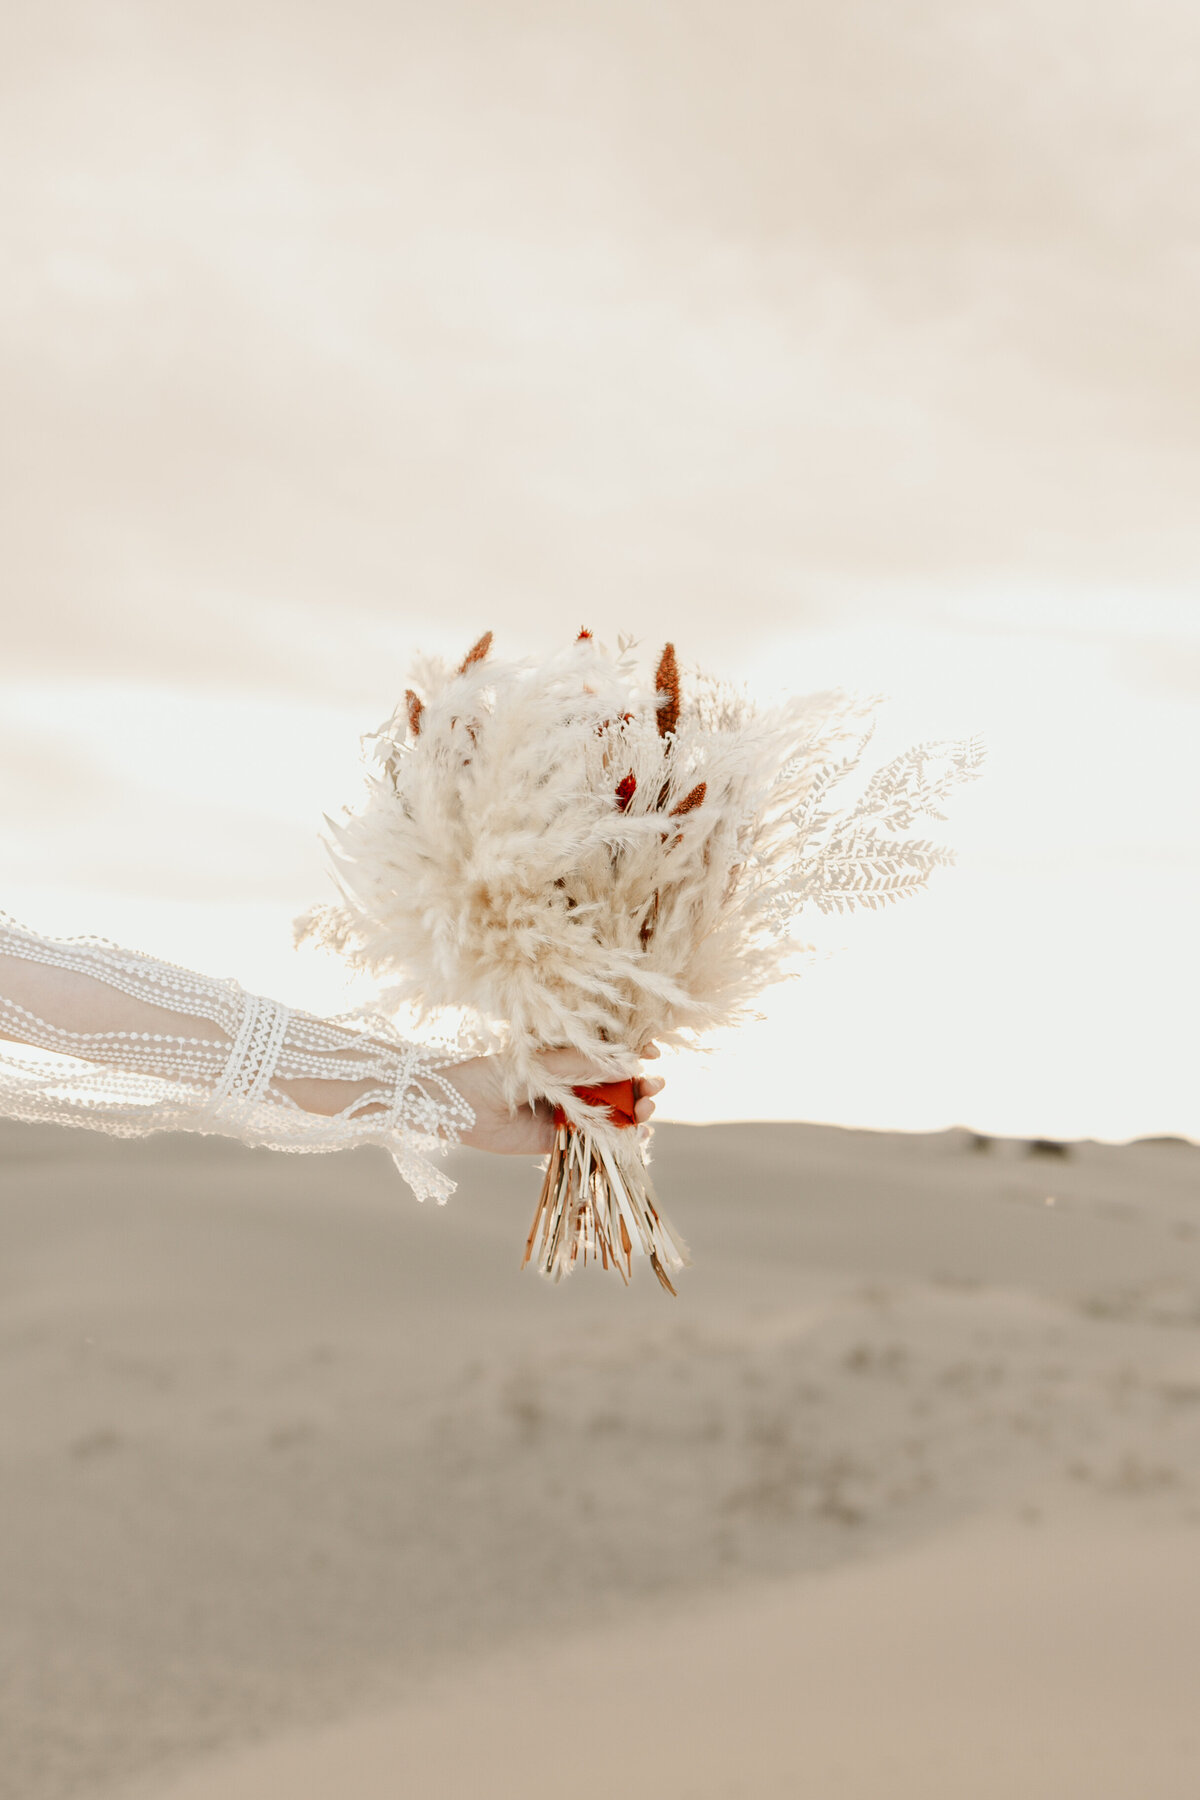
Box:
[522,1123,689,1292]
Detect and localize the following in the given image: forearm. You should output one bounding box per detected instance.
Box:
[0,949,231,1057]
[0,916,474,1202]
[0,957,376,1118]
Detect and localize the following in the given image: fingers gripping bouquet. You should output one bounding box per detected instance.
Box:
[300,630,984,1293]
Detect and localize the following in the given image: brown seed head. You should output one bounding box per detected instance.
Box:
[457,630,493,674]
[405,689,424,738]
[655,643,680,738]
[615,772,638,812]
[668,781,706,818]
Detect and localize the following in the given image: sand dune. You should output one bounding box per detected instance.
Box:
[155,1508,1200,1800]
[1,1119,1198,1799]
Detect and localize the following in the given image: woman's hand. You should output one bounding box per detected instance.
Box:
[444,1043,665,1156]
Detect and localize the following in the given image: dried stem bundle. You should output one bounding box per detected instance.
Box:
[523,1113,688,1293]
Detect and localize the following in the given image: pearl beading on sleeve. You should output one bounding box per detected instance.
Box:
[0,915,475,1205]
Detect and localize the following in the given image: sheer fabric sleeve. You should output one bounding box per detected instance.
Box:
[0,914,475,1204]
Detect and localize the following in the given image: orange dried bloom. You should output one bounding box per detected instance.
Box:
[405,689,424,738]
[655,643,680,739]
[615,772,637,812]
[668,781,706,817]
[457,630,493,674]
[577,627,593,639]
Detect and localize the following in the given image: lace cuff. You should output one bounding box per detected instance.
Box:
[0,914,475,1205]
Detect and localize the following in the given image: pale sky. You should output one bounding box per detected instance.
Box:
[2,1,1197,1143]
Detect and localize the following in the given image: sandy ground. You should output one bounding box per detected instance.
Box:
[1,1117,1198,1800]
[154,1508,1200,1800]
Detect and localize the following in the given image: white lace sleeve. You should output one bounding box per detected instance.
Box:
[0,914,475,1205]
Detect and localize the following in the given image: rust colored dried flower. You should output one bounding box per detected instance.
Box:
[577,627,593,640]
[655,642,680,739]
[405,689,424,738]
[615,772,637,812]
[668,781,706,817]
[457,630,494,674]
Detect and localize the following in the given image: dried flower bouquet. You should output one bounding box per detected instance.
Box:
[300,630,984,1291]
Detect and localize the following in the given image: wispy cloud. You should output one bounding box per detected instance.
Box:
[2,1,1198,699]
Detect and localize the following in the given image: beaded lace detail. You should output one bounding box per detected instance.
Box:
[0,914,475,1204]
